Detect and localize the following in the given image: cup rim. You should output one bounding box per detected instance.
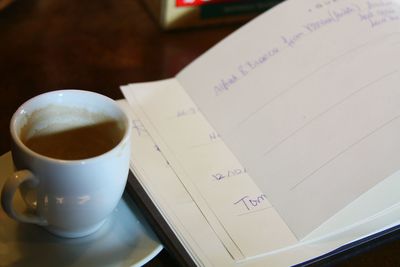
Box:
[10,89,131,164]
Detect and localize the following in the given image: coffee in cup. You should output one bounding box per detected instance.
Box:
[1,90,132,238]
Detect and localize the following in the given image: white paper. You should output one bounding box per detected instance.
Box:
[122,80,297,259]
[120,82,400,266]
[120,0,400,265]
[117,100,233,266]
[177,0,400,238]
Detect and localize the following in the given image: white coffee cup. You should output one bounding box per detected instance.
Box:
[1,90,131,238]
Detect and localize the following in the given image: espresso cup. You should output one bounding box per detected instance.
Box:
[1,90,131,238]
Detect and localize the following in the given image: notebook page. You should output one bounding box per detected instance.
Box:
[122,79,297,259]
[117,100,233,266]
[177,0,400,238]
[120,83,400,266]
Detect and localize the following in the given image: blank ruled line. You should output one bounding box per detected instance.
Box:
[189,140,221,149]
[262,69,399,158]
[232,32,400,131]
[290,114,400,191]
[237,206,273,216]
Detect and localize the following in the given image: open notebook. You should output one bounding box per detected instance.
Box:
[120,0,400,266]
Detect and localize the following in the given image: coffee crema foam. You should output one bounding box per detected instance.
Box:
[20,105,125,160]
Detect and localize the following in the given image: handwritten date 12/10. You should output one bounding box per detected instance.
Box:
[211,167,247,181]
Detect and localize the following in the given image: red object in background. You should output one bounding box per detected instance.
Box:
[176,0,240,7]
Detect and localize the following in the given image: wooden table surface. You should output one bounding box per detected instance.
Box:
[1,1,400,266]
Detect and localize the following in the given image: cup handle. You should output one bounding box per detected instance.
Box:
[1,170,47,225]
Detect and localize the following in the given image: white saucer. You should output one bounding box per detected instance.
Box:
[0,152,163,267]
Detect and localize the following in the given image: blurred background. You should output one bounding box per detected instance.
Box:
[1,1,400,266]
